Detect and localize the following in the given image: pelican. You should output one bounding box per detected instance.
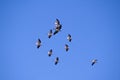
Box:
[55,57,59,65]
[91,59,97,66]
[48,29,52,38]
[67,34,72,42]
[36,39,41,48]
[65,44,69,52]
[48,49,52,57]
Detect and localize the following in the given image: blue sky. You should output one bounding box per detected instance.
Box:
[0,0,120,80]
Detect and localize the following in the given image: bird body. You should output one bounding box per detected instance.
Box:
[48,49,52,57]
[65,44,69,52]
[36,39,41,48]
[55,57,59,65]
[48,29,52,38]
[67,34,72,42]
[91,59,97,66]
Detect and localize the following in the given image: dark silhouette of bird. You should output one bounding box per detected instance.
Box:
[67,34,72,42]
[55,57,59,65]
[65,44,69,52]
[36,39,41,48]
[91,59,97,66]
[53,24,62,35]
[48,29,52,38]
[53,18,62,35]
[48,49,52,57]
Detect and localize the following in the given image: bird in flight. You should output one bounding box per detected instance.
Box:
[55,57,59,65]
[67,34,72,42]
[48,49,52,57]
[91,59,97,66]
[53,19,62,35]
[65,44,69,52]
[48,29,52,38]
[36,38,41,48]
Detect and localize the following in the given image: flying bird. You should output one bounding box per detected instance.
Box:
[67,34,72,42]
[53,18,62,35]
[36,38,41,48]
[48,29,52,38]
[91,59,97,66]
[55,57,59,65]
[48,49,52,57]
[65,44,69,52]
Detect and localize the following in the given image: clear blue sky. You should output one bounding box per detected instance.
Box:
[0,0,120,80]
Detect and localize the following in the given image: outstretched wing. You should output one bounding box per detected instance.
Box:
[68,34,71,37]
[53,30,59,35]
[55,18,60,25]
[38,39,41,43]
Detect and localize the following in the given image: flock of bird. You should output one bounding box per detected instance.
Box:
[36,19,97,66]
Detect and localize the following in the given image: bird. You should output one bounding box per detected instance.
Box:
[65,44,69,52]
[53,18,62,35]
[48,49,52,57]
[36,38,41,48]
[91,59,97,66]
[67,34,72,42]
[48,29,52,38]
[53,24,62,35]
[55,57,59,65]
